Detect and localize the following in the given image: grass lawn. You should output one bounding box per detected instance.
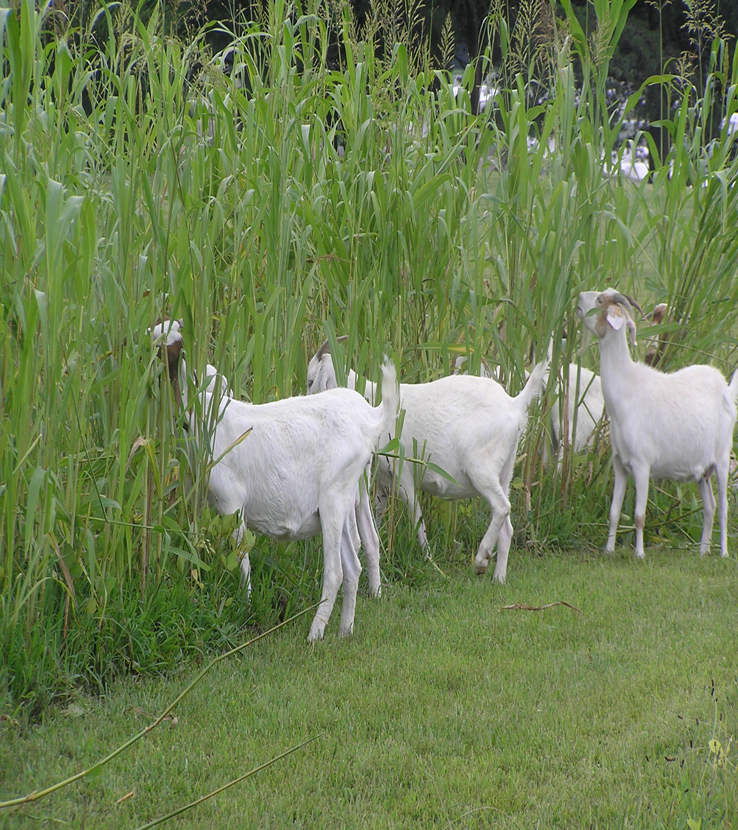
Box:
[2,543,738,829]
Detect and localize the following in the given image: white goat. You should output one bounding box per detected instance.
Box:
[576,288,738,558]
[548,363,604,461]
[306,340,548,582]
[151,321,399,641]
[452,348,604,463]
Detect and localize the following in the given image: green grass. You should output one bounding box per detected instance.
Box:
[2,546,738,828]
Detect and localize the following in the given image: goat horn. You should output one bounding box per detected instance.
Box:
[613,292,646,320]
[610,292,645,319]
[609,291,633,311]
[314,334,349,360]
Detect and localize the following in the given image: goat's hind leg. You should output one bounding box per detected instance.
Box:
[471,448,517,582]
[232,520,252,599]
[309,489,356,642]
[356,473,382,597]
[493,516,514,583]
[714,458,730,557]
[472,477,512,582]
[491,452,519,583]
[697,473,716,556]
[338,516,362,637]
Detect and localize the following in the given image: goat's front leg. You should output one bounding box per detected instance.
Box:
[379,460,430,557]
[411,499,430,556]
[607,454,629,553]
[374,487,389,529]
[396,467,430,557]
[697,474,716,556]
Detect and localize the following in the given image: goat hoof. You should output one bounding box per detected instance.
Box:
[307,624,326,643]
[474,562,488,576]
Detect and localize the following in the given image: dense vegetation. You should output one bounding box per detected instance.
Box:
[0,0,737,720]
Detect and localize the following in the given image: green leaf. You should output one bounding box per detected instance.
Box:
[559,0,588,58]
[85,764,104,781]
[425,461,459,486]
[377,437,400,456]
[154,536,212,573]
[24,466,46,550]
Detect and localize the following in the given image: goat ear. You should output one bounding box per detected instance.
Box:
[606,304,625,331]
[627,318,637,346]
[320,355,338,390]
[651,304,667,325]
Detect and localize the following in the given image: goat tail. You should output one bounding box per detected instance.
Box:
[515,358,549,413]
[377,359,400,439]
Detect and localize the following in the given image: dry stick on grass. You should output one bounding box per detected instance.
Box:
[134,734,324,830]
[115,791,135,806]
[0,605,318,811]
[500,601,583,614]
